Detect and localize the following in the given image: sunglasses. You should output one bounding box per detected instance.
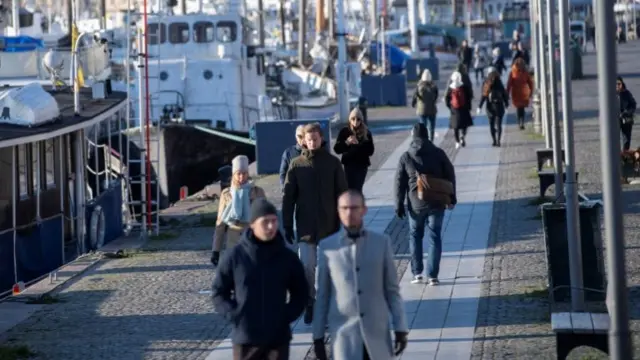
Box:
[350,117,361,122]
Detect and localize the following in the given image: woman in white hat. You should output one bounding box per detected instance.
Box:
[211,155,266,265]
[445,71,474,148]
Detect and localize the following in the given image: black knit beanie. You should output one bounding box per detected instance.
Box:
[250,198,278,223]
[412,123,429,140]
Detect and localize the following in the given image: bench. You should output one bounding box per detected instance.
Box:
[551,312,610,359]
[536,148,565,171]
[538,170,579,198]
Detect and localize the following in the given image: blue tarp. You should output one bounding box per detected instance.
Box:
[369,41,410,74]
[85,180,123,251]
[0,36,44,52]
[0,231,15,294]
[14,218,64,285]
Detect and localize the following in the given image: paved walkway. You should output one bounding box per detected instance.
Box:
[207,108,501,359]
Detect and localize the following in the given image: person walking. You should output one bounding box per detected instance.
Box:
[457,39,473,71]
[279,125,305,192]
[445,71,474,148]
[312,190,409,360]
[517,42,530,67]
[473,44,488,83]
[282,122,348,324]
[394,123,456,285]
[334,108,375,192]
[477,68,509,147]
[211,155,266,266]
[212,198,309,360]
[411,69,439,141]
[618,76,637,151]
[490,47,507,76]
[506,57,534,130]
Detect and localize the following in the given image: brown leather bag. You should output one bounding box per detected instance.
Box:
[416,172,454,205]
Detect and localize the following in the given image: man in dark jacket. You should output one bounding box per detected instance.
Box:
[212,198,309,360]
[457,39,473,71]
[394,123,456,286]
[279,125,305,192]
[282,122,348,324]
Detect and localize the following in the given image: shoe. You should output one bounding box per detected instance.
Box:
[304,303,314,324]
[455,142,461,149]
[211,251,220,266]
[411,275,424,284]
[519,124,525,130]
[492,139,497,147]
[427,278,440,286]
[461,138,466,147]
[497,139,501,147]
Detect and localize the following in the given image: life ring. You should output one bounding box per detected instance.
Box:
[89,205,106,250]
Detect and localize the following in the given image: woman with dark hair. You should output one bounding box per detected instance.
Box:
[506,57,534,130]
[617,76,637,151]
[334,108,375,191]
[477,68,509,147]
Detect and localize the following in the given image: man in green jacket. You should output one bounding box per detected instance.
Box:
[282,122,348,324]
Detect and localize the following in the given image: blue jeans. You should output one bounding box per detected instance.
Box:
[407,207,445,278]
[419,115,436,141]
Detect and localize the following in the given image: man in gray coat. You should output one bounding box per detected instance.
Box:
[312,190,408,360]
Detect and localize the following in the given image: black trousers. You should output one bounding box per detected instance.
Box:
[233,343,289,360]
[489,115,503,142]
[345,165,368,192]
[621,123,633,151]
[516,107,526,127]
[474,67,485,82]
[363,345,371,360]
[454,128,468,143]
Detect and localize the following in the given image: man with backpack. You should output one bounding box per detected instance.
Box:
[411,69,439,142]
[394,123,456,285]
[445,71,474,148]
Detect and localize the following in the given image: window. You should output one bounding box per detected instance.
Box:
[216,21,237,42]
[169,22,190,44]
[17,145,27,197]
[147,23,167,45]
[193,21,215,43]
[44,139,55,189]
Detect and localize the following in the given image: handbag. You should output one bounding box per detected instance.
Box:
[416,172,454,205]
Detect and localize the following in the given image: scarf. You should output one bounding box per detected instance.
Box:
[220,183,253,226]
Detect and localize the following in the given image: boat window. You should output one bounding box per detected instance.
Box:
[19,13,34,28]
[147,23,167,45]
[169,22,190,44]
[193,21,215,43]
[17,145,28,197]
[216,21,237,43]
[44,139,55,189]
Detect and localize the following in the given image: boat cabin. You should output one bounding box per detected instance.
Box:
[139,13,268,132]
[0,83,127,297]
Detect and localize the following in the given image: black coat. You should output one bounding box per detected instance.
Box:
[478,79,509,118]
[212,230,309,346]
[619,88,637,125]
[333,127,375,167]
[445,86,474,129]
[394,137,457,212]
[279,144,303,191]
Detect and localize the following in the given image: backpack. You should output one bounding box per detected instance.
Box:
[450,88,466,109]
[488,85,502,104]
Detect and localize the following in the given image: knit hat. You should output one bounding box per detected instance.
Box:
[411,123,428,139]
[232,155,249,173]
[250,198,278,223]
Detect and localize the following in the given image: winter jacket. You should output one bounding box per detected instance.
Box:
[618,87,637,125]
[506,68,534,108]
[215,184,266,229]
[279,144,303,191]
[478,79,509,118]
[333,127,375,167]
[412,81,439,117]
[474,51,488,69]
[282,146,348,243]
[457,46,473,66]
[491,55,507,75]
[394,137,457,213]
[211,230,309,346]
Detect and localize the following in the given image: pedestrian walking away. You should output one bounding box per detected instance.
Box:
[279,125,305,192]
[506,58,534,130]
[411,69,439,141]
[477,67,509,147]
[334,108,375,192]
[394,123,457,285]
[445,71,474,148]
[312,190,408,360]
[282,122,348,324]
[211,155,266,266]
[211,198,309,360]
[473,44,488,83]
[618,76,637,151]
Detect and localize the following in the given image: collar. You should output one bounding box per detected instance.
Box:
[343,226,366,243]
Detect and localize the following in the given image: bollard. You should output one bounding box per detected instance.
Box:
[532,91,542,134]
[12,281,25,295]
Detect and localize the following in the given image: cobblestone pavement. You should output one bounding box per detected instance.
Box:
[471,43,640,359]
[0,126,416,360]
